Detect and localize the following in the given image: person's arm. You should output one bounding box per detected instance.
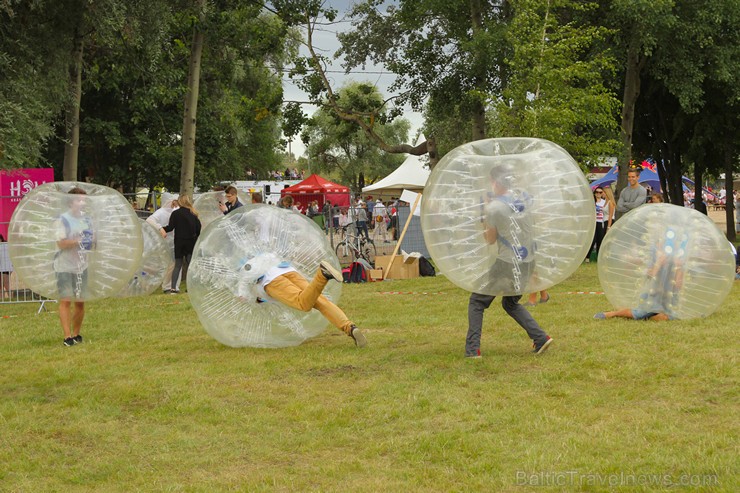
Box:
[484,225,498,244]
[623,187,647,211]
[163,211,177,233]
[607,199,615,228]
[616,190,628,212]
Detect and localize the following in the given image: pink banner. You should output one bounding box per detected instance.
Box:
[0,168,55,240]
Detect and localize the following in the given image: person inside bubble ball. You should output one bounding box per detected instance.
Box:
[234,254,367,347]
[55,187,95,346]
[466,164,553,358]
[146,197,179,293]
[218,185,243,215]
[594,227,687,321]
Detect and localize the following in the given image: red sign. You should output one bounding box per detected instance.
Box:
[0,168,55,240]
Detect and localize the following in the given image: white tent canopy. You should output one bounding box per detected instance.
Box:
[362,137,430,197]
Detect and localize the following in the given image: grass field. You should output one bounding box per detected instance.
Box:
[0,263,737,492]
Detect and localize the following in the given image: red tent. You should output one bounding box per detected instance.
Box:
[280,174,351,211]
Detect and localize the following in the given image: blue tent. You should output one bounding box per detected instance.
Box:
[590,166,661,191]
[590,166,719,199]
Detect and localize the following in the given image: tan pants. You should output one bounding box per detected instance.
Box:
[265,270,353,335]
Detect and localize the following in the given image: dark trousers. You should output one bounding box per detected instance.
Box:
[466,292,548,356]
[588,222,607,259]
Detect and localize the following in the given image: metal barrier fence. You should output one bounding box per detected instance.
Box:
[0,242,55,313]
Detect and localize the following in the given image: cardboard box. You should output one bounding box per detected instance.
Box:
[368,268,384,281]
[374,255,420,279]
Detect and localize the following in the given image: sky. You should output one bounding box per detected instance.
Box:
[280,0,424,158]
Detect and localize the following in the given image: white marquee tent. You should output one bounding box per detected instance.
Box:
[362,138,431,197]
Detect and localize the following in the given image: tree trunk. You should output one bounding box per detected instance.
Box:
[617,42,643,199]
[693,167,706,215]
[469,0,486,141]
[724,147,736,241]
[427,136,439,169]
[180,0,206,197]
[63,31,84,182]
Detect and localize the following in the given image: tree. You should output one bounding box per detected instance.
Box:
[0,0,82,168]
[491,0,622,167]
[606,0,677,195]
[302,82,408,193]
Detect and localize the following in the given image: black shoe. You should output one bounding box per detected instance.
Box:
[163,289,172,294]
[170,290,180,294]
[320,260,343,282]
[73,335,83,344]
[532,336,553,354]
[63,337,76,347]
[349,325,367,348]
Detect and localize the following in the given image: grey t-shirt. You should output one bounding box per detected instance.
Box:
[617,185,647,213]
[485,190,534,264]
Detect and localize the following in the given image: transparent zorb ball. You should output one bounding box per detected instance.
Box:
[117,219,173,297]
[598,203,735,319]
[187,204,343,348]
[8,182,142,301]
[421,138,595,296]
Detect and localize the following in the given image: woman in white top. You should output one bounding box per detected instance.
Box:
[587,187,614,261]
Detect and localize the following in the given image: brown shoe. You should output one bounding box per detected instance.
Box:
[349,325,367,348]
[320,260,343,282]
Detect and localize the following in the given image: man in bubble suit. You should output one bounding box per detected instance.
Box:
[233,253,367,348]
[55,187,95,346]
[594,227,687,321]
[466,164,553,358]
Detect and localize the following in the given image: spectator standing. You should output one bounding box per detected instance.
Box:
[218,186,243,215]
[161,195,201,294]
[616,167,647,220]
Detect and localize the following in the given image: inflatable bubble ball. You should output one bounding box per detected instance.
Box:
[117,219,173,298]
[187,204,343,348]
[194,190,251,230]
[8,182,143,301]
[598,203,735,319]
[421,138,595,296]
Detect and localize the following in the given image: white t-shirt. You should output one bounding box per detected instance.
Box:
[54,212,94,273]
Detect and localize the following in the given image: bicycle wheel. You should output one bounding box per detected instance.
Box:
[335,241,353,263]
[360,240,377,266]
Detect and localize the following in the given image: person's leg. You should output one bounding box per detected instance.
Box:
[171,258,183,291]
[594,222,606,256]
[161,260,176,291]
[648,313,670,321]
[59,300,73,339]
[466,293,495,356]
[265,271,358,338]
[181,253,192,286]
[526,293,537,306]
[264,270,328,312]
[603,308,636,319]
[501,295,549,345]
[312,294,353,334]
[1,272,9,298]
[72,301,85,337]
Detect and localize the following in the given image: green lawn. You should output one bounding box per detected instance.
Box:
[0,264,737,492]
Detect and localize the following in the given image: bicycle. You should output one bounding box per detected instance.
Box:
[335,226,377,266]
